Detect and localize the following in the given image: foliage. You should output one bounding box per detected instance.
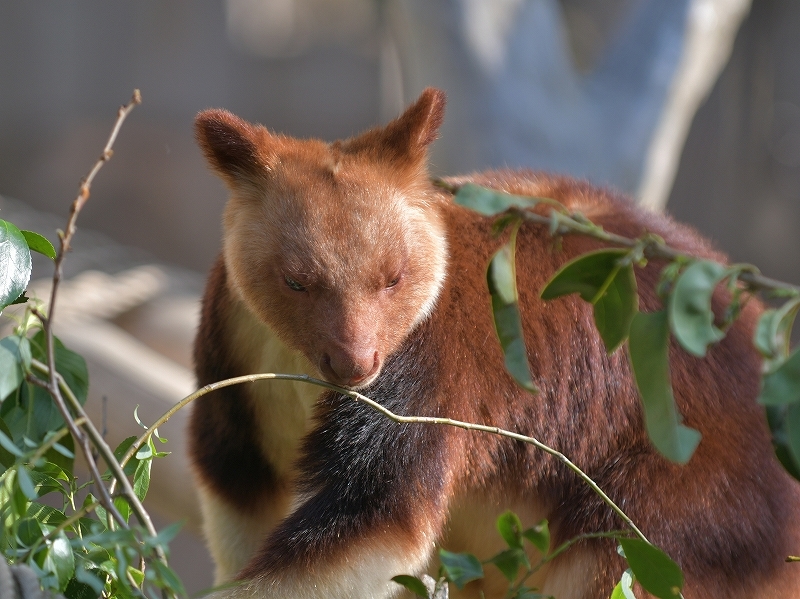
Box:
[394,511,682,599]
[391,181,800,598]
[0,91,187,599]
[452,182,800,473]
[0,261,183,597]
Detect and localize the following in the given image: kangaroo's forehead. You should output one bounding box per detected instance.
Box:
[264,158,425,233]
[235,143,438,276]
[272,187,419,272]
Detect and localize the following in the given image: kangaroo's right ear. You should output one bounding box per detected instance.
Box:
[195,109,268,185]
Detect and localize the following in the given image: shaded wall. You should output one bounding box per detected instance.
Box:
[669,0,800,284]
[0,1,380,273]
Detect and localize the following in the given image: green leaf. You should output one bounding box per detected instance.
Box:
[488,237,537,392]
[760,348,800,406]
[754,309,781,358]
[785,403,800,470]
[21,230,57,260]
[541,249,638,353]
[18,384,62,444]
[628,311,701,464]
[37,459,71,482]
[668,261,727,357]
[114,496,131,524]
[8,293,28,306]
[148,559,186,596]
[45,533,76,590]
[0,219,32,311]
[51,440,75,459]
[618,538,682,599]
[113,436,139,476]
[542,249,628,302]
[54,343,89,406]
[0,427,24,458]
[42,432,75,475]
[488,548,529,582]
[754,298,800,364]
[13,335,87,444]
[68,564,107,598]
[17,516,44,546]
[610,570,637,599]
[439,549,484,589]
[65,575,103,599]
[27,502,67,527]
[27,468,65,498]
[135,442,153,460]
[30,331,89,405]
[454,183,541,216]
[11,471,29,516]
[17,464,38,499]
[149,520,183,549]
[496,510,524,549]
[133,456,152,501]
[392,575,430,598]
[522,520,550,555]
[86,493,108,529]
[0,335,29,401]
[592,264,638,353]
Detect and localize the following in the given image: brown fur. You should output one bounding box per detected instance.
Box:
[190,89,800,598]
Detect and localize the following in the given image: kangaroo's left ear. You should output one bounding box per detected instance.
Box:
[345,88,446,167]
[195,109,271,187]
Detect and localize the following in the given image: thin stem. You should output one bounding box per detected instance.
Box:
[26,371,127,528]
[28,418,83,465]
[116,371,649,544]
[30,359,159,538]
[511,530,629,594]
[34,90,141,533]
[44,90,141,381]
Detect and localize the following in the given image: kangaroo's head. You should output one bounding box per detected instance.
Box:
[195,89,448,388]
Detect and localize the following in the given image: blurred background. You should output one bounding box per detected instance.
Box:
[1,0,798,593]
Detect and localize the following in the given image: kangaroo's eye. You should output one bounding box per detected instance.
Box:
[284,276,306,292]
[386,275,400,289]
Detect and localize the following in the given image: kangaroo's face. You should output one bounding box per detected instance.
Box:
[196,90,448,388]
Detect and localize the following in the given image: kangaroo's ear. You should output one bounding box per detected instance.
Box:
[383,88,446,159]
[345,88,446,167]
[195,109,267,184]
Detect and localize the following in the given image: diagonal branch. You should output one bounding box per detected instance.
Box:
[114,372,649,545]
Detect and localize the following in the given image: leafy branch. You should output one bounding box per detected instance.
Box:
[438,179,800,472]
[436,179,800,297]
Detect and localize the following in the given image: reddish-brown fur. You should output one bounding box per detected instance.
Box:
[190,90,800,598]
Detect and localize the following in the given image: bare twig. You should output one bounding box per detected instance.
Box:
[62,89,143,254]
[32,90,142,537]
